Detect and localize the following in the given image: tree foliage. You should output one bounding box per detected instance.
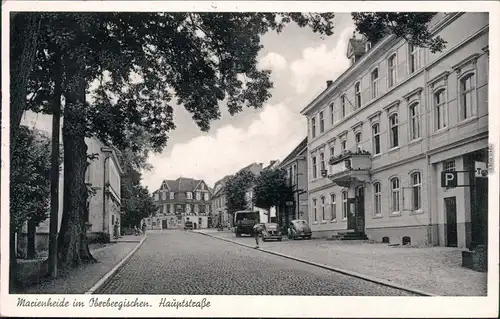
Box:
[352,12,447,53]
[225,170,256,214]
[253,167,289,211]
[10,126,52,232]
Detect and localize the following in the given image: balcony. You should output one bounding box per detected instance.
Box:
[327,150,372,188]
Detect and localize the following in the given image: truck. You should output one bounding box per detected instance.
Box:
[233,210,260,237]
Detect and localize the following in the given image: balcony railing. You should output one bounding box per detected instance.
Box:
[327,150,372,187]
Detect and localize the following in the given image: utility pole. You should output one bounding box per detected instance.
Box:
[48,51,62,278]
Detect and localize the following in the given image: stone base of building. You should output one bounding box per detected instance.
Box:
[366,225,429,246]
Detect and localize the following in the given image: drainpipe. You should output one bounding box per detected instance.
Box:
[423,52,433,246]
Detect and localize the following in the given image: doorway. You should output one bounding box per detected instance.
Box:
[354,186,365,233]
[471,176,488,248]
[162,219,168,229]
[444,197,458,247]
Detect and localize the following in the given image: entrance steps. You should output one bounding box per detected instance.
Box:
[334,231,368,241]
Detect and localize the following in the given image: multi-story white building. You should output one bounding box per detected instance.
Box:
[211,175,232,227]
[300,12,489,249]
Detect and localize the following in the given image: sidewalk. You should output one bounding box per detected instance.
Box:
[14,234,145,294]
[195,229,487,296]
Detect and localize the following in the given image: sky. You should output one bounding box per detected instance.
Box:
[21,13,355,191]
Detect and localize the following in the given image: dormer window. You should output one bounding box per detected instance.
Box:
[169,192,175,200]
[365,42,372,52]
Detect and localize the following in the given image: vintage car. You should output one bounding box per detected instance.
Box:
[234,210,260,237]
[260,223,282,242]
[184,220,194,230]
[288,219,312,240]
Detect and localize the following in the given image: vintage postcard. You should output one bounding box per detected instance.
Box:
[1,1,499,317]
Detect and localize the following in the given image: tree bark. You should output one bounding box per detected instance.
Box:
[10,13,42,148]
[57,66,95,268]
[26,219,36,259]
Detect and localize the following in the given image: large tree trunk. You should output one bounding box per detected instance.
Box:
[10,13,42,148]
[26,219,36,259]
[57,67,95,269]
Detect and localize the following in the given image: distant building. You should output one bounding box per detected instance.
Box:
[211,175,232,227]
[300,13,489,248]
[146,177,212,230]
[278,137,309,224]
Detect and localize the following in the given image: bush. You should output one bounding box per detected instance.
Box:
[122,228,135,236]
[87,232,110,244]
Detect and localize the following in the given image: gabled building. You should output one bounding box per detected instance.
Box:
[278,137,309,224]
[146,177,212,230]
[211,175,232,227]
[300,13,489,248]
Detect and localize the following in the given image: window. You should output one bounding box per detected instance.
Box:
[371,68,379,99]
[161,191,166,200]
[169,192,175,200]
[321,196,326,221]
[163,204,167,214]
[312,156,317,179]
[411,172,422,210]
[460,73,476,120]
[365,41,372,52]
[409,103,420,140]
[329,102,334,124]
[329,145,335,158]
[388,54,397,88]
[154,193,159,201]
[311,118,316,138]
[372,124,381,155]
[341,191,348,220]
[196,192,201,200]
[444,160,456,189]
[186,192,192,199]
[373,182,382,216]
[320,152,325,172]
[319,111,325,133]
[354,82,361,109]
[292,164,297,185]
[312,199,317,222]
[355,132,362,150]
[341,139,346,153]
[408,43,420,74]
[341,95,346,118]
[204,193,209,201]
[330,194,336,221]
[434,89,447,130]
[390,177,400,213]
[389,113,399,148]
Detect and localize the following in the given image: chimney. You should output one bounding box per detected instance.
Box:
[326,80,333,88]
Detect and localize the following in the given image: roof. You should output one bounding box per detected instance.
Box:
[279,137,308,167]
[212,175,233,197]
[157,177,206,193]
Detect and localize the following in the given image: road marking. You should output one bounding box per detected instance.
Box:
[192,231,436,297]
[85,234,147,294]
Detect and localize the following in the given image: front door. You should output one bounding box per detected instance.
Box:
[347,198,356,229]
[444,197,458,247]
[162,219,168,229]
[471,177,488,248]
[355,186,365,233]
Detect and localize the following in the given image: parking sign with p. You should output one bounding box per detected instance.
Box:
[441,171,458,188]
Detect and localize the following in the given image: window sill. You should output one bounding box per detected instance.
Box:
[388,146,400,154]
[371,153,382,160]
[330,219,337,223]
[410,210,424,215]
[457,116,478,128]
[312,222,319,225]
[432,127,449,137]
[389,212,401,217]
[372,214,383,219]
[341,218,347,222]
[408,138,422,147]
[320,221,328,224]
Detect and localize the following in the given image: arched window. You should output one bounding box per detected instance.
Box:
[408,43,420,73]
[330,194,336,221]
[409,102,420,140]
[371,68,379,99]
[411,172,422,210]
[355,132,362,150]
[388,53,397,88]
[341,94,347,118]
[321,196,326,221]
[312,198,317,222]
[319,111,325,133]
[389,113,399,148]
[373,182,382,216]
[460,73,476,120]
[341,191,348,220]
[329,102,334,124]
[311,117,316,138]
[354,82,361,108]
[434,89,447,130]
[390,177,400,213]
[372,123,381,155]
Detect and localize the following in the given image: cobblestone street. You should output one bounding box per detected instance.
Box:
[97,231,415,296]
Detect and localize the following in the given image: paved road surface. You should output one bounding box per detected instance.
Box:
[97,231,416,296]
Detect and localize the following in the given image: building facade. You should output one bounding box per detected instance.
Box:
[278,137,309,223]
[146,177,212,230]
[212,175,232,227]
[300,12,489,249]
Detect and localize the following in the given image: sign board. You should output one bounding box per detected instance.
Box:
[441,171,458,188]
[475,161,488,178]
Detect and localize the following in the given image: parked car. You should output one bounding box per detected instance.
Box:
[260,223,282,242]
[288,219,312,240]
[184,220,193,230]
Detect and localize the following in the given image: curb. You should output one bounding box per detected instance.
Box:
[193,231,437,297]
[85,234,147,294]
